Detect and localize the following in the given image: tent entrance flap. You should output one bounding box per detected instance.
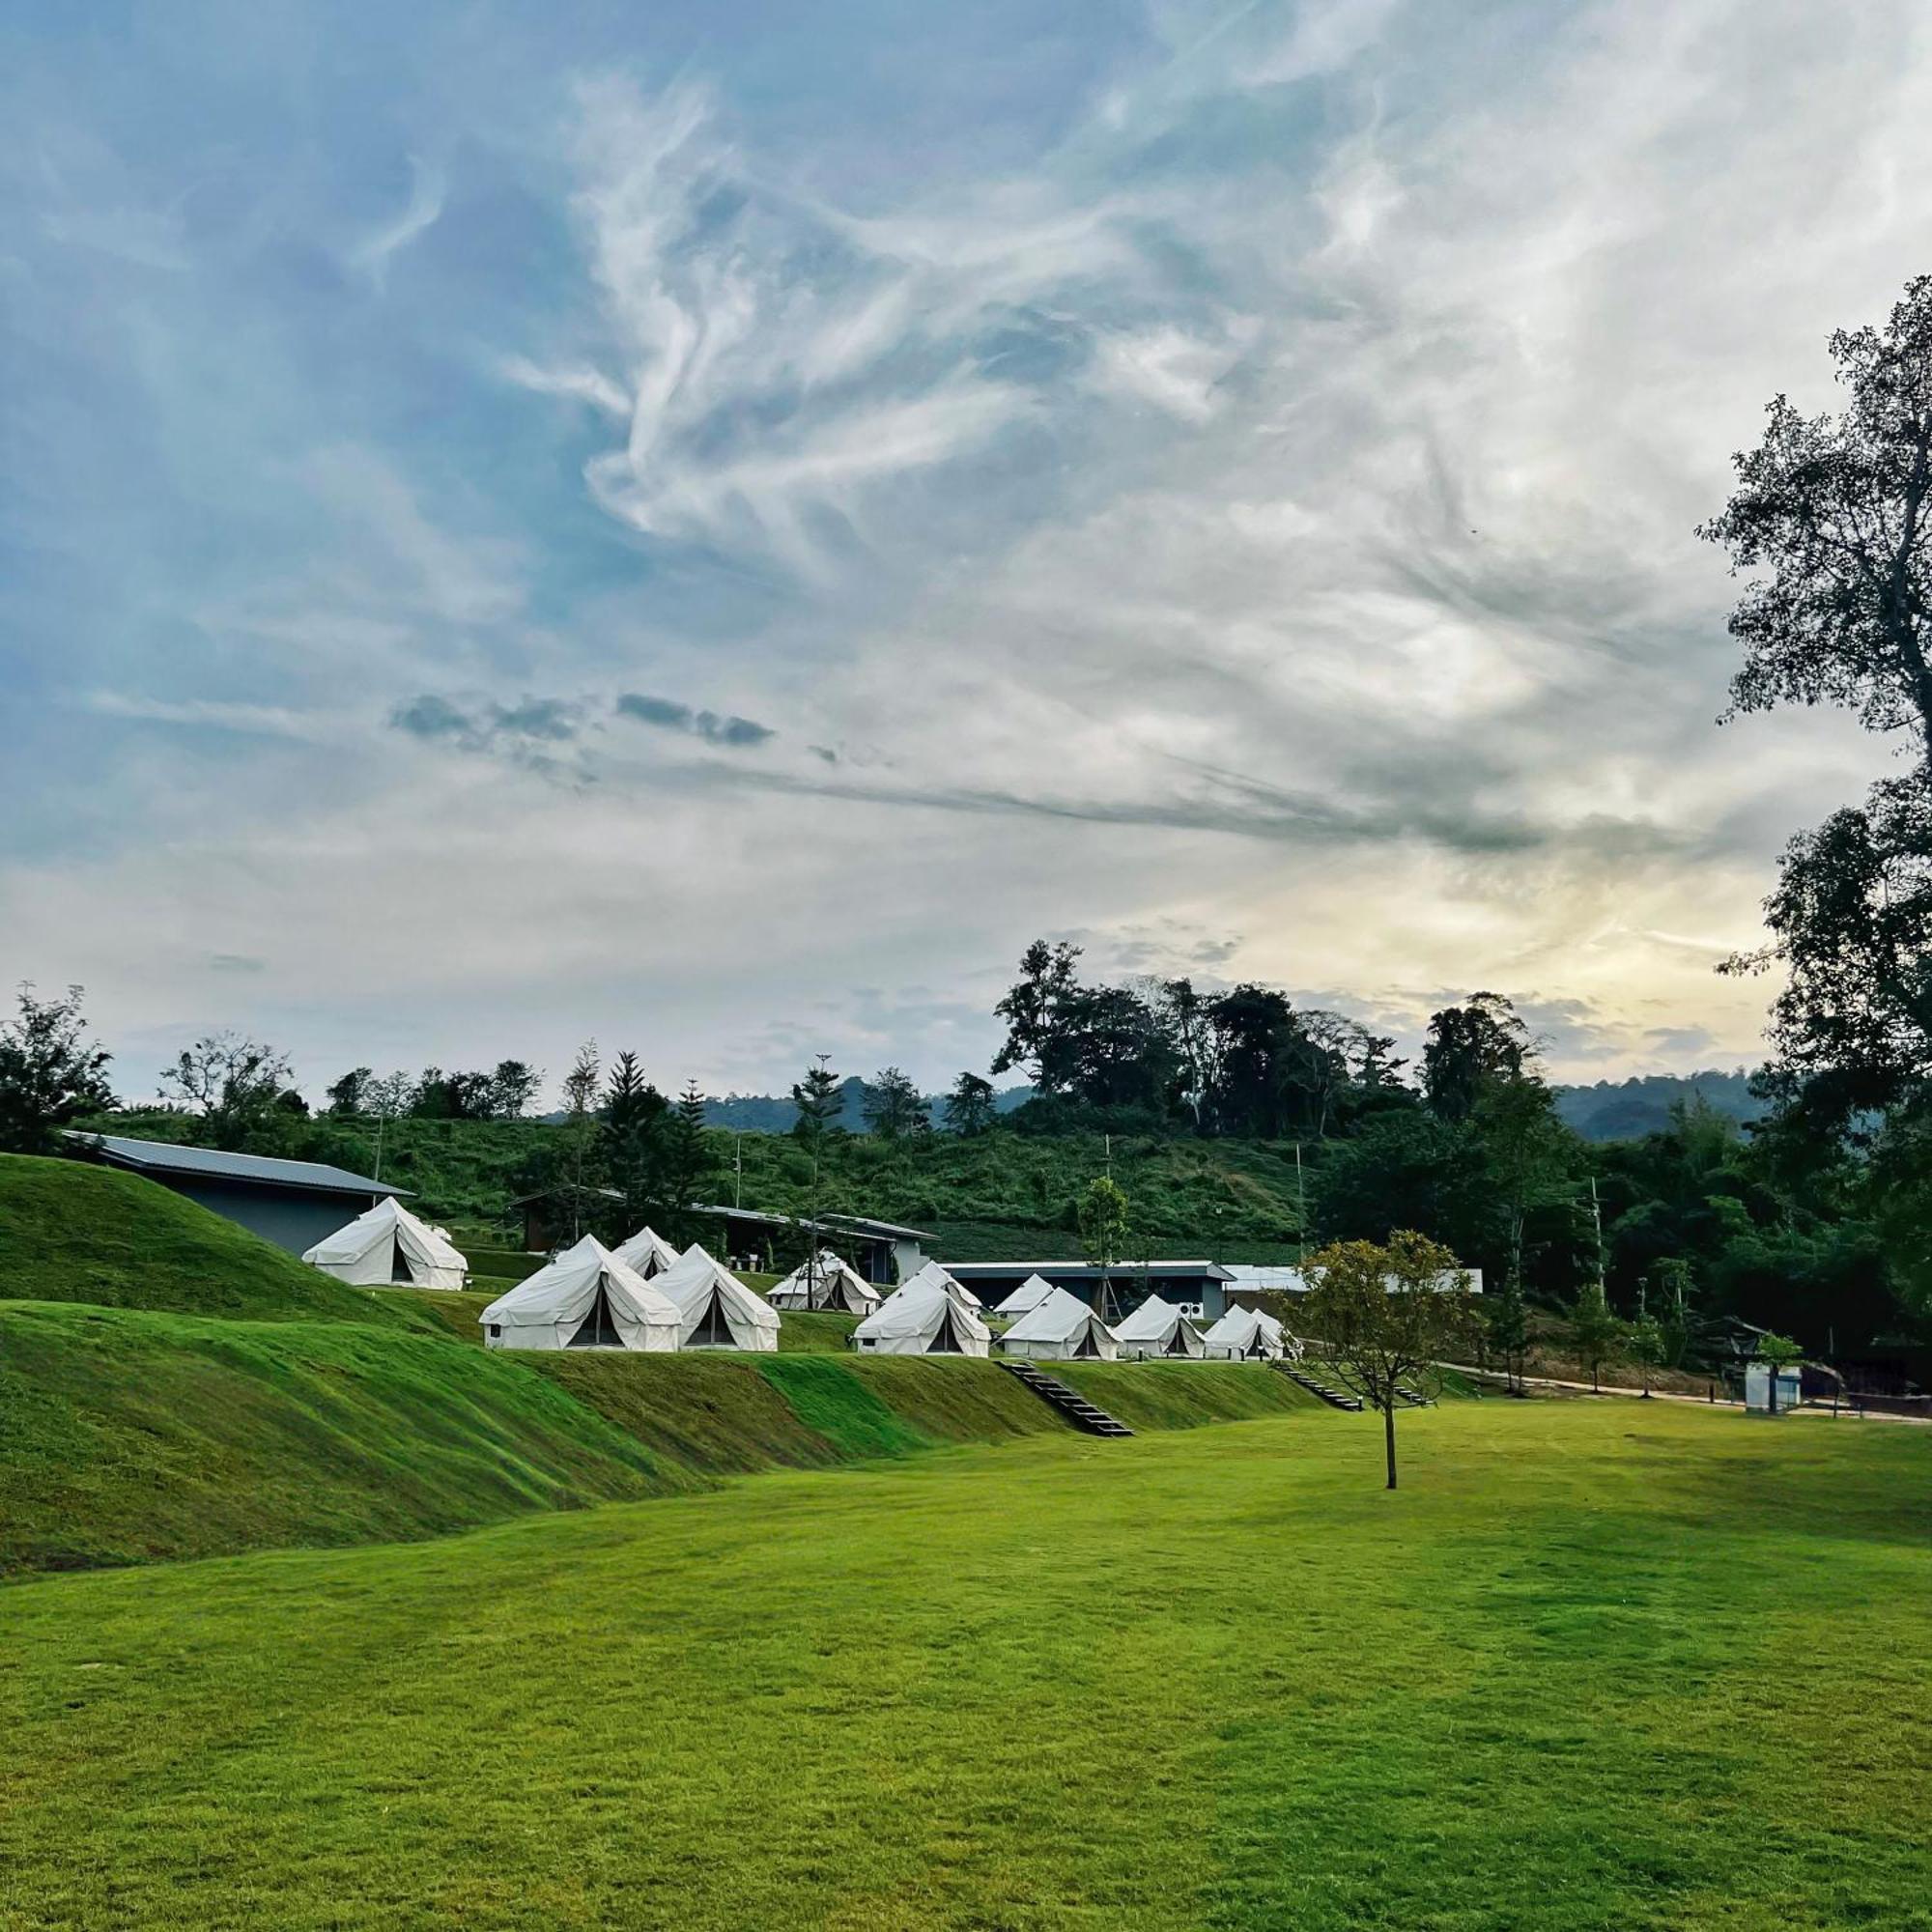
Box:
[568,1283,621,1349]
[688,1294,734,1348]
[1165,1328,1188,1355]
[390,1241,413,1284]
[1075,1327,1100,1358]
[929,1307,964,1353]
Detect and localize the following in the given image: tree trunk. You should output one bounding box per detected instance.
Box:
[1383,1401,1398,1491]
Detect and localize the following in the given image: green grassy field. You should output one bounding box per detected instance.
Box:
[3,1400,1927,1930]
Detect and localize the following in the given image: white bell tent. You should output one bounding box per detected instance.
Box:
[850,1275,991,1356]
[1112,1294,1206,1358]
[302,1196,469,1291]
[478,1236,682,1351]
[991,1273,1056,1319]
[997,1285,1120,1360]
[901,1259,983,1309]
[656,1244,781,1351]
[611,1225,681,1279]
[1201,1303,1289,1360]
[768,1250,880,1314]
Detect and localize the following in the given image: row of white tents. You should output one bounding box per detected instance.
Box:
[850,1265,1298,1362]
[301,1199,1299,1364]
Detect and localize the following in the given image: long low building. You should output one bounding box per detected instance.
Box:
[691,1206,932,1285]
[65,1131,396,1256]
[939,1260,1236,1321]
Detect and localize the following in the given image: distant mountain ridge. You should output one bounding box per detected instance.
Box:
[698,1071,1761,1142]
[1552,1069,1762,1142]
[700,1077,1034,1133]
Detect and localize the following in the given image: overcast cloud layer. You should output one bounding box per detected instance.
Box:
[6,0,1932,1103]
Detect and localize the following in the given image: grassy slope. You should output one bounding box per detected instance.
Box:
[2,1402,1926,1930]
[0,1302,678,1576]
[1053,1357,1322,1429]
[0,1153,423,1329]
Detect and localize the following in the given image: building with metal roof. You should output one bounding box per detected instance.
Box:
[65,1131,400,1258]
[939,1259,1236,1321]
[691,1205,932,1284]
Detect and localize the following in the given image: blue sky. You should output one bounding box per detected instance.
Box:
[7,0,1932,1104]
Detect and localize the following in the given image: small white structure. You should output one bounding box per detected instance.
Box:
[655,1245,781,1351]
[768,1251,881,1314]
[992,1273,1057,1319]
[901,1258,983,1310]
[1745,1360,1804,1413]
[302,1196,469,1291]
[479,1236,681,1351]
[612,1225,681,1279]
[1202,1303,1289,1360]
[851,1275,991,1356]
[1113,1294,1206,1359]
[998,1285,1120,1360]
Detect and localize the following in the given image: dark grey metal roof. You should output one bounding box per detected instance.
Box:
[940,1259,1235,1281]
[66,1131,404,1197]
[694,1204,935,1242]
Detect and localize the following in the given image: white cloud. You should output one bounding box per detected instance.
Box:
[347,154,445,289]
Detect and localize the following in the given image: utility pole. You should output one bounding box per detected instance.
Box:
[1590,1175,1606,1292]
[1294,1143,1306,1266]
[733,1131,743,1208]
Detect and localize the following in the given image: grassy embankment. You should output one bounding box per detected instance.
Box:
[1,1154,1321,1576]
[2,1400,1926,1929]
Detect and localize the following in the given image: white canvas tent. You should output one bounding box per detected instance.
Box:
[612,1225,681,1278]
[992,1273,1056,1319]
[768,1250,880,1314]
[1112,1294,1206,1358]
[479,1236,682,1351]
[998,1285,1120,1360]
[851,1275,991,1356]
[901,1259,983,1309]
[302,1196,468,1290]
[656,1244,781,1351]
[1202,1304,1290,1360]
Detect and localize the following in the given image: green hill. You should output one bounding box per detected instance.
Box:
[0,1153,424,1328]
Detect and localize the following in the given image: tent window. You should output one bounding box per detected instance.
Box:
[568,1284,621,1349]
[488,1323,501,1338]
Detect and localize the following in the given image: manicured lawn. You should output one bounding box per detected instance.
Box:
[3,1401,1927,1929]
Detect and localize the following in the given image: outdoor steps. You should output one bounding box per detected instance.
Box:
[997,1360,1134,1437]
[1273,1361,1365,1412]
[1394,1383,1435,1408]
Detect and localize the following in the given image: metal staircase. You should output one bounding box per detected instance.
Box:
[1273,1360,1365,1411]
[998,1360,1134,1436]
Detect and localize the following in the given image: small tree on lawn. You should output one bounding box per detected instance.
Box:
[1078,1176,1132,1322]
[1756,1331,1804,1413]
[0,983,114,1154]
[1486,1266,1529,1397]
[1303,1231,1478,1492]
[1568,1279,1625,1394]
[1627,1308,1666,1399]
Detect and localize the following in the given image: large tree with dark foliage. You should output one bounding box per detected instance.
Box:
[944,1071,997,1136]
[1423,993,1532,1122]
[864,1066,929,1139]
[0,983,114,1154]
[1704,277,1932,1136]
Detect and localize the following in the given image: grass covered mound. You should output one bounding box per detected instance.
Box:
[0,1152,422,1328]
[0,1302,677,1576]
[3,1402,1926,1929]
[1053,1357,1323,1429]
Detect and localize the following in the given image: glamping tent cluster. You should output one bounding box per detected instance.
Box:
[477,1232,781,1352]
[768,1250,880,1314]
[851,1261,991,1355]
[302,1196,469,1291]
[300,1189,1311,1371]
